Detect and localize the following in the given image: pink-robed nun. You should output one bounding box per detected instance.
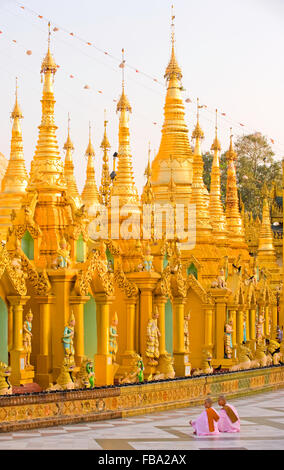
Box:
[217,395,240,433]
[189,398,220,436]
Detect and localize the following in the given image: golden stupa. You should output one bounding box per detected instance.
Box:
[0,14,281,403]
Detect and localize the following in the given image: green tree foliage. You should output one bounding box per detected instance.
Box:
[202,133,282,217]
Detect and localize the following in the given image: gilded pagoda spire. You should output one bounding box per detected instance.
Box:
[63,113,80,202]
[190,100,212,241]
[141,143,154,204]
[81,124,100,210]
[208,109,227,241]
[257,185,276,259]
[99,112,111,206]
[1,78,28,193]
[110,48,139,205]
[225,129,245,245]
[151,6,192,204]
[28,22,64,191]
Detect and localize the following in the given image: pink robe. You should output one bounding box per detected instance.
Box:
[218,404,240,433]
[190,408,220,436]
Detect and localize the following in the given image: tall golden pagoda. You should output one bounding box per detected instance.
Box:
[0,79,28,239]
[81,124,100,212]
[257,186,280,289]
[190,99,212,242]
[110,49,139,207]
[151,6,193,204]
[225,130,247,251]
[208,110,228,243]
[63,114,80,204]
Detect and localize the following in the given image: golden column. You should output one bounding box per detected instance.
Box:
[127,272,160,362]
[265,305,270,337]
[210,288,230,364]
[154,295,168,356]
[69,295,90,366]
[172,296,190,376]
[94,293,115,385]
[249,304,257,352]
[35,295,55,389]
[116,295,138,380]
[236,308,244,346]
[272,303,278,339]
[228,306,237,359]
[203,305,214,352]
[8,295,31,386]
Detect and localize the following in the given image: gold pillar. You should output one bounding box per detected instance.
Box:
[249,306,256,352]
[115,295,138,381]
[244,308,250,342]
[272,304,278,339]
[48,270,77,377]
[172,297,190,376]
[265,305,270,337]
[204,307,213,350]
[228,308,237,359]
[210,289,230,361]
[94,294,114,385]
[35,295,55,389]
[8,304,13,352]
[154,296,168,356]
[70,295,90,366]
[8,295,31,386]
[236,309,244,345]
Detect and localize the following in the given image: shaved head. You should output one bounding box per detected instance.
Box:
[204,397,213,408]
[218,395,227,406]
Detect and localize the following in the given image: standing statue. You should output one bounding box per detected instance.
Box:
[62,311,75,363]
[52,237,71,269]
[184,311,190,353]
[276,326,283,343]
[256,308,265,344]
[109,312,118,363]
[224,320,233,359]
[143,243,153,272]
[23,310,33,368]
[145,307,161,366]
[137,358,144,383]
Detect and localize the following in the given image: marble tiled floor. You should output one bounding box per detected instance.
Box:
[0,389,284,449]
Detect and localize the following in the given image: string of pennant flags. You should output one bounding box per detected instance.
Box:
[0,0,282,152]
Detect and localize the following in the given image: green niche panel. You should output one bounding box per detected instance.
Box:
[84,296,97,357]
[165,299,173,354]
[0,298,8,364]
[187,262,198,279]
[76,233,85,262]
[163,254,168,269]
[21,230,34,260]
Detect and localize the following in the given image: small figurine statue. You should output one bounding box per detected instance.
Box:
[23,309,33,368]
[224,320,233,359]
[107,259,114,272]
[109,312,118,363]
[217,268,227,288]
[53,237,71,269]
[256,308,265,344]
[137,358,144,383]
[86,358,95,388]
[145,307,161,366]
[184,311,190,353]
[143,243,153,272]
[0,362,12,395]
[62,311,75,363]
[276,326,283,343]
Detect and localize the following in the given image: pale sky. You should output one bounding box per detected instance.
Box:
[0,0,283,194]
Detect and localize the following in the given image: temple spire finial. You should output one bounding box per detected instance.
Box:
[192,98,204,154]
